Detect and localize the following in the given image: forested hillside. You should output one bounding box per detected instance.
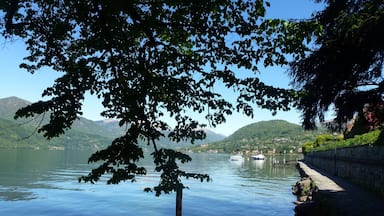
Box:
[0,97,119,149]
[0,97,225,150]
[191,120,323,154]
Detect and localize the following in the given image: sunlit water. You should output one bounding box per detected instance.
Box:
[0,149,299,216]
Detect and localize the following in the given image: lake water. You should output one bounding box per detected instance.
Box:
[0,149,300,216]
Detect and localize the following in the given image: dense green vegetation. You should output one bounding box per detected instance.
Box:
[302,130,384,153]
[190,120,323,154]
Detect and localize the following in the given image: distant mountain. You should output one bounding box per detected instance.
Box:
[0,97,115,150]
[0,97,225,150]
[200,128,227,144]
[191,120,322,154]
[0,96,30,119]
[155,128,226,148]
[96,119,226,147]
[0,117,51,148]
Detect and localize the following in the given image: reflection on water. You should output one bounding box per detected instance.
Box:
[227,155,299,180]
[0,189,36,201]
[0,149,300,216]
[0,149,91,201]
[228,159,244,166]
[252,159,265,169]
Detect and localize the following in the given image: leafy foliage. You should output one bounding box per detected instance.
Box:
[289,0,384,129]
[302,130,383,153]
[0,1,313,195]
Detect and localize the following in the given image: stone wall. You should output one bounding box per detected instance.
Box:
[304,145,384,197]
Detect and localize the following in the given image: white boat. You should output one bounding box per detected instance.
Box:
[251,154,265,160]
[229,155,244,161]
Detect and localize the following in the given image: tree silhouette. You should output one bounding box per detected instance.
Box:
[289,0,384,130]
[0,0,309,199]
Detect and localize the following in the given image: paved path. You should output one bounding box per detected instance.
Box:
[297,161,384,216]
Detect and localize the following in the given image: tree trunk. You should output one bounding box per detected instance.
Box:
[176,185,183,216]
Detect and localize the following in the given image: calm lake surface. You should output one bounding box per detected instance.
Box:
[0,149,300,216]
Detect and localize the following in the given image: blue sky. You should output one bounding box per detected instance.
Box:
[0,0,324,136]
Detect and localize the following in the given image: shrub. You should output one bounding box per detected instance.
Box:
[302,141,314,153]
[307,130,382,152]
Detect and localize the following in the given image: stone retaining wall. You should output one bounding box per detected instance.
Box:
[304,145,384,197]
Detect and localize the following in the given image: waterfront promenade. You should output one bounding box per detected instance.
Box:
[296,161,384,216]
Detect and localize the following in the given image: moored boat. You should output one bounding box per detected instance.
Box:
[229,155,244,161]
[251,153,265,160]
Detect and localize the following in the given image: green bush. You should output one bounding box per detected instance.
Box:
[307,130,382,152]
[302,141,314,153]
[314,134,334,146]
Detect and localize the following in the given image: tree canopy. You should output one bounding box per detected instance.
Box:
[0,0,316,196]
[3,0,381,197]
[289,0,384,131]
